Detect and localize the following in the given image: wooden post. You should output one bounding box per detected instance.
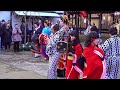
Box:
[99,13,102,33]
[24,14,27,44]
[113,13,115,24]
[72,14,73,28]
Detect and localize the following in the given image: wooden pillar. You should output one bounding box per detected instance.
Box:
[86,15,88,28]
[99,13,102,33]
[90,13,91,22]
[113,14,115,24]
[75,14,77,26]
[72,14,73,28]
[24,15,27,44]
[88,13,91,22]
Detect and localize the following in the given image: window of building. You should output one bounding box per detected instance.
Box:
[102,13,113,29]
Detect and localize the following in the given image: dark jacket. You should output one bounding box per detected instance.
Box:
[1,24,6,37]
[31,26,43,42]
[4,28,12,43]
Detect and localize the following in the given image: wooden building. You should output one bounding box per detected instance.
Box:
[65,11,116,33]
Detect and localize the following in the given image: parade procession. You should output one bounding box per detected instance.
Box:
[0,11,120,79]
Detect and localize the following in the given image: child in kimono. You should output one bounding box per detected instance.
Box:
[66,30,83,79]
[41,20,51,60]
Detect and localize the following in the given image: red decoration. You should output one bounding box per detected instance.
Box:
[80,11,87,18]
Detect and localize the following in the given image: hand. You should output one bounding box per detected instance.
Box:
[68,52,73,55]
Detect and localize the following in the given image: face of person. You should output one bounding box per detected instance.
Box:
[59,20,63,27]
[6,24,10,29]
[44,23,48,27]
[2,21,5,24]
[93,38,99,46]
[70,35,76,41]
[15,25,18,29]
[34,24,38,28]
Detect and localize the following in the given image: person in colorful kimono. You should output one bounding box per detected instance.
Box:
[99,27,120,79]
[40,20,51,60]
[66,30,83,79]
[46,24,61,79]
[83,31,106,79]
[57,15,70,73]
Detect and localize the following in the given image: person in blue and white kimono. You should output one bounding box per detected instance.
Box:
[84,21,92,36]
[99,27,120,79]
[46,15,70,79]
[46,24,61,79]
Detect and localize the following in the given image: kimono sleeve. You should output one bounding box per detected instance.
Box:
[99,39,111,52]
[50,34,60,47]
[59,28,65,40]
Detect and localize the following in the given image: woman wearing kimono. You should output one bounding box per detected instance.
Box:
[83,31,106,79]
[40,20,51,60]
[46,24,61,79]
[57,15,69,73]
[99,27,120,79]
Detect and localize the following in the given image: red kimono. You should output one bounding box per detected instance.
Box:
[66,44,82,79]
[83,45,104,79]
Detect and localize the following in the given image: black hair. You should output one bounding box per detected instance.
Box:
[15,24,18,26]
[2,19,5,22]
[34,22,39,26]
[109,27,117,35]
[91,26,98,32]
[53,24,59,31]
[60,16,68,25]
[70,30,80,46]
[84,31,99,47]
[44,20,50,26]
[63,19,68,24]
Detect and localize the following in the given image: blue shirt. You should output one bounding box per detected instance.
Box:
[42,27,51,35]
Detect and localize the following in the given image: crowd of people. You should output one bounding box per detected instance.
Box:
[0,15,120,79]
[0,20,12,52]
[40,15,120,79]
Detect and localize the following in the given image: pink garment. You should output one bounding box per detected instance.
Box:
[100,60,106,79]
[12,28,22,42]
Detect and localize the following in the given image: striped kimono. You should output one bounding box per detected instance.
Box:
[99,35,120,79]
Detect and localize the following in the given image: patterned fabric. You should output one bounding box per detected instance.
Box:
[39,34,49,45]
[84,25,92,36]
[57,41,68,53]
[46,26,69,79]
[99,35,120,79]
[48,52,60,79]
[46,31,60,79]
[59,26,69,41]
[46,32,60,56]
